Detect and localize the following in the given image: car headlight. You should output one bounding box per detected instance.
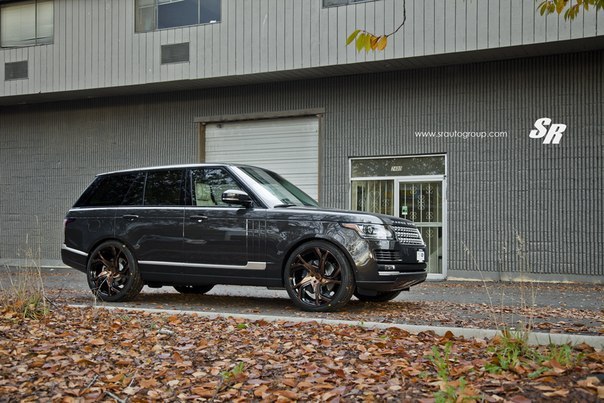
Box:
[341,223,395,240]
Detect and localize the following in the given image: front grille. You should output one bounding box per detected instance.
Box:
[374,249,402,262]
[392,225,425,246]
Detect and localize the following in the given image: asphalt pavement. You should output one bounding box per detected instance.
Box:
[2,267,602,345]
[35,267,602,310]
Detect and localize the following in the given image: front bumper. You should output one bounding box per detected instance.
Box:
[356,263,427,292]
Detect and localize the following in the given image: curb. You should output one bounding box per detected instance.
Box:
[68,304,603,350]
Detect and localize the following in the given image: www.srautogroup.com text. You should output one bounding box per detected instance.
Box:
[414,130,508,140]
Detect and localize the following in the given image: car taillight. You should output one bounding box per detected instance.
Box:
[63,217,76,229]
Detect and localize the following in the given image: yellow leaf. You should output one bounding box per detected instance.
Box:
[355,33,366,52]
[377,35,388,50]
[364,35,371,52]
[555,0,565,13]
[346,29,360,45]
[370,35,379,50]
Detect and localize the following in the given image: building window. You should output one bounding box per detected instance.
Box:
[0,0,53,48]
[135,0,221,33]
[323,0,377,7]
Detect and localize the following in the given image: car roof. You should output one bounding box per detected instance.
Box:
[98,163,255,176]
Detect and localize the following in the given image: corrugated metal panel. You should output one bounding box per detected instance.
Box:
[1,0,603,99]
[0,51,601,280]
[205,118,319,200]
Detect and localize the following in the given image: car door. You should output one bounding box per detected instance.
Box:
[114,169,186,277]
[182,167,267,281]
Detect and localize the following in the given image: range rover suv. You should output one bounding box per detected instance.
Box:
[62,164,427,312]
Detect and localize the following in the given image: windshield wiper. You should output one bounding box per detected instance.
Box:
[273,203,296,208]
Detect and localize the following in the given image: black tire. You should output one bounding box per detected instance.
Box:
[173,285,214,294]
[354,289,402,302]
[284,241,355,312]
[86,241,143,302]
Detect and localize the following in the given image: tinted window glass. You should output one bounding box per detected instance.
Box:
[75,173,139,207]
[190,168,242,207]
[144,170,184,206]
[122,173,146,206]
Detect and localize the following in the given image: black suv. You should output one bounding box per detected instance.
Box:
[62,164,427,311]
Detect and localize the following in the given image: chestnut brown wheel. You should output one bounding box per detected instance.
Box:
[173,285,214,294]
[284,241,354,312]
[354,290,401,302]
[86,241,143,302]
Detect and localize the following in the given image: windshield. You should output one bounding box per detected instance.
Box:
[240,166,318,207]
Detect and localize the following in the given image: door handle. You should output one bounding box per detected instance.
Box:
[122,214,139,220]
[190,215,207,223]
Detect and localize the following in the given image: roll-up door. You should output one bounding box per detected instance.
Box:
[204,117,319,200]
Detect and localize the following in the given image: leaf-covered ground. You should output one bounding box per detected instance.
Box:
[0,306,602,402]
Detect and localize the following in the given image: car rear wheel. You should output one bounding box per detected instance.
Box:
[173,285,214,294]
[87,241,143,302]
[284,241,354,312]
[354,290,401,302]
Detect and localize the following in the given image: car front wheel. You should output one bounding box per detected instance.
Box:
[87,241,143,302]
[284,241,354,312]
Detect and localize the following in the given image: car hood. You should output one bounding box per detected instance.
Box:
[269,206,416,226]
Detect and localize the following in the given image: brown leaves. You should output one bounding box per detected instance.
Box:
[347,30,389,52]
[0,306,602,401]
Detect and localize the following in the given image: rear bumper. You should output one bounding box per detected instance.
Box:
[61,244,88,273]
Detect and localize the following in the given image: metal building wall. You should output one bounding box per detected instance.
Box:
[1,0,603,98]
[0,50,602,281]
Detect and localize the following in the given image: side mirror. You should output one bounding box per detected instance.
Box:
[222,189,253,207]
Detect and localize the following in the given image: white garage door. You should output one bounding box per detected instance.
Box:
[205,117,319,200]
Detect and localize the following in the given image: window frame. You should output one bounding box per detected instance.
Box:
[323,0,378,8]
[135,0,221,33]
[188,167,247,208]
[0,0,54,48]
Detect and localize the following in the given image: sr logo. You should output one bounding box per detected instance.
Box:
[529,117,566,145]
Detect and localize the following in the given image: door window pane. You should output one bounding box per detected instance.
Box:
[190,168,242,207]
[399,182,441,223]
[351,180,393,215]
[144,170,185,206]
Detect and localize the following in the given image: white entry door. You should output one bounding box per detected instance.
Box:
[397,179,446,278]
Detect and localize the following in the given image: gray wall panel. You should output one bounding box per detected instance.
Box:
[3,0,601,99]
[0,51,602,280]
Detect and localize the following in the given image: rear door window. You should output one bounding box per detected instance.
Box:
[75,173,142,207]
[144,169,185,206]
